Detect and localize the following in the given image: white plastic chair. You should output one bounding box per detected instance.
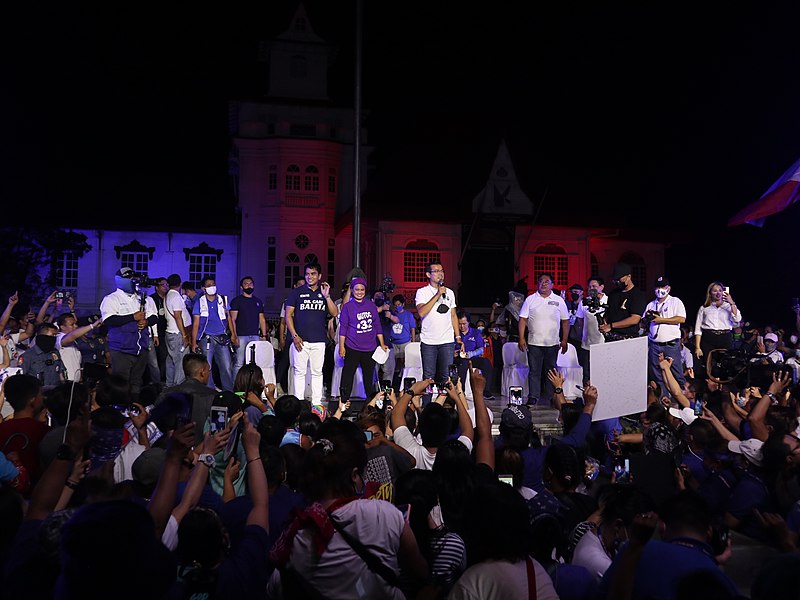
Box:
[501,342,529,399]
[330,352,368,399]
[556,343,584,399]
[244,341,276,386]
[400,342,424,385]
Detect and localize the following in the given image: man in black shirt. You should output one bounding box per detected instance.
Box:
[599,262,648,340]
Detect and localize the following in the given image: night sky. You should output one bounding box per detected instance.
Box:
[3,2,800,328]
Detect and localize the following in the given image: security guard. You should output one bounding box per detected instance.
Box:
[20,322,66,386]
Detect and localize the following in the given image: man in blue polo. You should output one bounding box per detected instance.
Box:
[191,276,234,392]
[284,261,338,406]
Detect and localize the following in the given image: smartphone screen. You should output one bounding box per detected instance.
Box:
[448,364,459,385]
[508,386,523,405]
[403,377,416,389]
[425,383,441,396]
[364,430,373,442]
[498,474,514,486]
[381,380,392,393]
[210,406,228,435]
[614,457,631,483]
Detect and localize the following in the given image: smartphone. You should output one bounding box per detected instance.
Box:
[498,474,514,486]
[723,286,730,296]
[425,382,442,396]
[508,386,524,406]
[693,398,704,416]
[614,457,631,483]
[403,377,416,389]
[381,380,392,393]
[364,430,373,442]
[448,363,459,385]
[210,406,228,435]
[223,421,241,462]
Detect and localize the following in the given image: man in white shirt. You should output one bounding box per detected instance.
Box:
[163,274,192,386]
[415,262,462,404]
[575,277,608,386]
[518,273,569,407]
[54,313,103,382]
[643,275,687,396]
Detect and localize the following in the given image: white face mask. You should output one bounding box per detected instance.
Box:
[655,288,669,299]
[205,286,217,296]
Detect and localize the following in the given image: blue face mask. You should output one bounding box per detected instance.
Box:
[115,276,137,295]
[394,304,403,312]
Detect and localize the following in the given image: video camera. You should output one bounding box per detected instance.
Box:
[640,310,659,327]
[581,289,604,313]
[707,347,793,389]
[374,273,396,307]
[131,274,159,288]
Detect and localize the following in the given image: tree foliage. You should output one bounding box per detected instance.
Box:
[0,227,92,315]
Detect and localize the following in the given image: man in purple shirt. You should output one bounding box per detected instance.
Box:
[338,277,389,404]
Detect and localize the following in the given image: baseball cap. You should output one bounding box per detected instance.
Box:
[116,267,135,278]
[765,333,778,343]
[654,275,670,288]
[611,262,632,280]
[501,405,532,430]
[132,447,167,490]
[728,438,764,467]
[668,407,696,426]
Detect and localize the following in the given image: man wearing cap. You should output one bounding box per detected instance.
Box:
[759,332,785,364]
[415,261,462,403]
[518,272,570,407]
[598,262,648,341]
[725,437,773,541]
[99,267,159,398]
[643,276,687,396]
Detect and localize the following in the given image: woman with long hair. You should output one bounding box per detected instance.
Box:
[694,281,742,368]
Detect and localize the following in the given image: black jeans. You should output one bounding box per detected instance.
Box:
[340,347,377,402]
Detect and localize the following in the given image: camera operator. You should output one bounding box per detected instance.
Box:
[598,263,647,341]
[373,288,399,387]
[575,277,608,385]
[643,276,687,397]
[99,267,158,399]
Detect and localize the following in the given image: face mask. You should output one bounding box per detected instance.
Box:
[499,330,508,338]
[477,326,485,333]
[115,276,137,295]
[205,286,217,296]
[570,292,580,301]
[791,335,798,345]
[765,342,776,351]
[655,288,669,299]
[394,305,403,312]
[36,335,56,353]
[242,287,254,295]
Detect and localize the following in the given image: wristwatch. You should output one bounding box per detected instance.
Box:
[403,388,416,397]
[554,387,564,395]
[198,453,216,468]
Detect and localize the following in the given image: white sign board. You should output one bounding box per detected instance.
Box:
[590,336,648,421]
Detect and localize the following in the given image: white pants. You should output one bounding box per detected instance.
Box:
[290,341,326,405]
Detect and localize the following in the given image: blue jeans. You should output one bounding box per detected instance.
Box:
[165,331,188,386]
[527,344,559,405]
[233,334,261,378]
[648,339,685,397]
[420,342,454,404]
[200,334,234,392]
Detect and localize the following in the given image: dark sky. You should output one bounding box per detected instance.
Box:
[3,2,800,325]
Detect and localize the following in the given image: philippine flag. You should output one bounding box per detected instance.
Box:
[728,156,800,227]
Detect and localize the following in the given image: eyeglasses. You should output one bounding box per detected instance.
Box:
[429,269,444,273]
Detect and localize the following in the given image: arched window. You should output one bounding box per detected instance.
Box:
[533,244,569,287]
[304,253,319,267]
[618,251,647,288]
[285,253,301,289]
[285,165,300,191]
[304,165,319,192]
[403,240,440,284]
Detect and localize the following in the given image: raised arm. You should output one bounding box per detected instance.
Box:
[148,422,195,536]
[468,365,493,470]
[241,412,268,530]
[658,353,690,408]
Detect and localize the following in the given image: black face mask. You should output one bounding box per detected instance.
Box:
[570,292,580,301]
[37,336,56,353]
[242,287,254,295]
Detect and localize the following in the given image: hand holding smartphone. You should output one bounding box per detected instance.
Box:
[508,386,524,406]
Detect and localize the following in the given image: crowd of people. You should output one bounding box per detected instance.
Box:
[0,259,800,599]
